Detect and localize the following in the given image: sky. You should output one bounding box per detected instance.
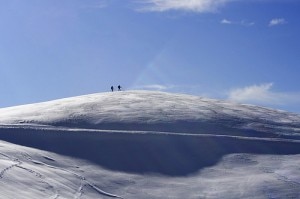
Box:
[0,0,300,113]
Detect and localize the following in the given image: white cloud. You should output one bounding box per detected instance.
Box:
[228,83,276,104]
[221,19,233,24]
[136,0,235,13]
[269,18,287,27]
[221,19,255,26]
[227,83,300,106]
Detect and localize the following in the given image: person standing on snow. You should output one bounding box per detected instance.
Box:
[118,85,122,91]
[111,86,114,92]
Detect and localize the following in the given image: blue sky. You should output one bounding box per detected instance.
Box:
[0,0,300,113]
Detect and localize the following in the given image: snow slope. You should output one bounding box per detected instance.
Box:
[0,90,300,198]
[0,90,300,137]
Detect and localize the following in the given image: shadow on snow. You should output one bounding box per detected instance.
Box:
[0,127,300,176]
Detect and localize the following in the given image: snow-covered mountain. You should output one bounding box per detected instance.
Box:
[0,91,300,198]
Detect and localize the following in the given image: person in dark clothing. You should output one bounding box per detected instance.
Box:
[118,85,122,91]
[111,86,114,92]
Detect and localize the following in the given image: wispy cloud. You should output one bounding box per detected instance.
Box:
[132,84,173,91]
[221,19,233,24]
[136,0,235,13]
[221,19,255,26]
[83,1,108,9]
[269,18,287,27]
[242,21,255,26]
[227,83,300,106]
[228,83,276,104]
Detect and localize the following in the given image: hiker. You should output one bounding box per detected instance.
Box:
[111,86,114,92]
[118,85,122,91]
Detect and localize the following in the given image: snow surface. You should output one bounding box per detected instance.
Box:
[0,90,300,198]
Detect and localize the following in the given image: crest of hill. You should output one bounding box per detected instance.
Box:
[0,90,299,137]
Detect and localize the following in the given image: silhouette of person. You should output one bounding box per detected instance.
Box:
[111,86,114,92]
[118,85,122,91]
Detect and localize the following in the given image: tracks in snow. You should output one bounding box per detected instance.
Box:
[0,162,21,179]
[0,152,60,199]
[0,153,22,179]
[0,151,123,199]
[26,154,124,199]
[29,159,124,199]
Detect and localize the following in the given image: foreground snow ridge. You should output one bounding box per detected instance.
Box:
[0,90,300,198]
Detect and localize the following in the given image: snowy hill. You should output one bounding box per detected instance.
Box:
[0,91,300,198]
[1,90,300,137]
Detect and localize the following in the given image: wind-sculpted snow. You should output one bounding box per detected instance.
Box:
[0,91,300,198]
[0,91,299,137]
